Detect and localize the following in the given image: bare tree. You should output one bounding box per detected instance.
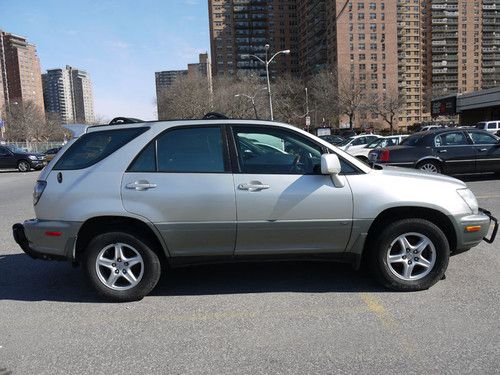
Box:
[3,101,45,141]
[156,72,211,120]
[337,73,365,130]
[271,74,306,126]
[368,91,405,134]
[308,70,339,128]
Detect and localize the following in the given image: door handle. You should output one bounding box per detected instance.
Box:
[126,180,157,191]
[437,149,447,153]
[238,182,270,191]
[477,148,488,152]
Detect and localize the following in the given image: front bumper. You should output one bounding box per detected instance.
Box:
[453,208,497,252]
[12,219,81,261]
[30,159,47,169]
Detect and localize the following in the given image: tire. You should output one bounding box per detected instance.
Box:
[417,160,441,174]
[368,219,450,291]
[83,231,161,302]
[17,160,31,172]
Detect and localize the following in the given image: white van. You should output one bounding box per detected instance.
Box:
[475,121,500,134]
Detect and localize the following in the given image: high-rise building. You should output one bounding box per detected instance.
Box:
[0,30,45,113]
[42,68,74,123]
[42,65,94,123]
[482,0,500,89]
[208,0,298,78]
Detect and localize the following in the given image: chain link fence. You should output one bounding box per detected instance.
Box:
[1,141,66,153]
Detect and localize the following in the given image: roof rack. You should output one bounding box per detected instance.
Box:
[109,117,144,125]
[202,112,229,120]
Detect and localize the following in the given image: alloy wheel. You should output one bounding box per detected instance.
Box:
[386,232,436,281]
[419,163,439,173]
[95,243,144,290]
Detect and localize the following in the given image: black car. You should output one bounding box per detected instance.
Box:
[319,134,344,146]
[0,144,47,172]
[369,128,500,175]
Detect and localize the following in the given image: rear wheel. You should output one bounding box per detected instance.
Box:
[417,160,441,174]
[369,219,449,291]
[83,231,161,302]
[17,160,31,172]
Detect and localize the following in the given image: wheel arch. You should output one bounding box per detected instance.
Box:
[362,206,457,264]
[75,215,169,265]
[415,156,443,169]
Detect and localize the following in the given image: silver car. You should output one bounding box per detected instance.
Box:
[13,119,498,301]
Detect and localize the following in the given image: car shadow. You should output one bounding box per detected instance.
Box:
[0,253,385,303]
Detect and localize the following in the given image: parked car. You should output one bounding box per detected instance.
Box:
[43,147,62,162]
[0,144,46,172]
[348,135,408,162]
[319,134,344,146]
[369,128,500,175]
[338,134,382,152]
[13,118,497,301]
[419,125,446,132]
[475,121,500,134]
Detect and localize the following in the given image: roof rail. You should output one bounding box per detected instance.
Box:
[109,117,144,125]
[202,112,229,120]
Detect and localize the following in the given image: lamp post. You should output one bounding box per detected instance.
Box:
[242,44,290,121]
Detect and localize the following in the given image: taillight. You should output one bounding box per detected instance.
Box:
[379,149,390,162]
[33,180,47,206]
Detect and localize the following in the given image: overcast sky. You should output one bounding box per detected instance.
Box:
[0,0,210,121]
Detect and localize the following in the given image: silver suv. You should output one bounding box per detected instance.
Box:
[13,118,498,301]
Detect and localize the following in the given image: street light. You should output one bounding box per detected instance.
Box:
[241,44,291,121]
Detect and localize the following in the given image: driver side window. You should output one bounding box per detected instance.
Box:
[233,127,323,175]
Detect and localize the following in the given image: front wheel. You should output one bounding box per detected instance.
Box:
[17,160,31,172]
[369,219,450,291]
[83,232,161,302]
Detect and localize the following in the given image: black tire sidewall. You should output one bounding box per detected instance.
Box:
[371,219,450,291]
[83,232,161,302]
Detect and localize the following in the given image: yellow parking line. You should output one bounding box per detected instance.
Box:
[359,293,416,354]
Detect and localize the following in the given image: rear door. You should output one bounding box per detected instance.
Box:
[432,131,476,174]
[121,125,237,256]
[468,130,500,173]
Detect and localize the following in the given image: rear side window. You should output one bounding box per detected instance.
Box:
[54,128,147,170]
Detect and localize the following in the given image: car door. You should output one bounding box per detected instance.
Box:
[0,146,15,168]
[432,131,476,174]
[468,130,500,173]
[230,125,353,255]
[121,125,237,256]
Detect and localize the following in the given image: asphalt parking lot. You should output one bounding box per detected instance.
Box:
[0,170,499,374]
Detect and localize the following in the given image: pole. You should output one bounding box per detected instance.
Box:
[251,97,258,119]
[265,46,273,121]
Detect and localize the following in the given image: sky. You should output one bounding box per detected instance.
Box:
[0,0,210,120]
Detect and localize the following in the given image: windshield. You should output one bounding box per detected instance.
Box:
[400,135,422,146]
[475,122,486,129]
[5,145,27,153]
[339,137,354,146]
[366,138,382,148]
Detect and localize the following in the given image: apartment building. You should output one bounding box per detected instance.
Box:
[208,0,298,78]
[0,30,44,113]
[42,65,95,124]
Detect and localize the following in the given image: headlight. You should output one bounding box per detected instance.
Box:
[28,155,37,160]
[457,188,479,214]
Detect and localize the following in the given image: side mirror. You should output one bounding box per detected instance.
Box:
[321,154,344,188]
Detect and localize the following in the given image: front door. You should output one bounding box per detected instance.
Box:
[468,130,500,173]
[433,131,476,174]
[122,126,237,256]
[231,126,353,255]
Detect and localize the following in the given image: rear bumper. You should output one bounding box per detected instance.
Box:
[12,219,81,261]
